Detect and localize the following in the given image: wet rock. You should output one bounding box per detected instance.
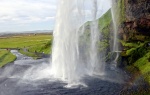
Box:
[125,0,150,20]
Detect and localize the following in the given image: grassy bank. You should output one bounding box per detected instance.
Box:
[0,34,52,49]
[28,40,52,54]
[19,49,40,59]
[0,50,16,67]
[0,34,52,67]
[0,34,52,54]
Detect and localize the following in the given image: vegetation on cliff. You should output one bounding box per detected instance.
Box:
[79,9,112,61]
[116,0,150,84]
[94,0,150,85]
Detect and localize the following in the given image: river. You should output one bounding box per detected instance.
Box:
[0,50,148,95]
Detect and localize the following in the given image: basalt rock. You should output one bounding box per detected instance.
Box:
[125,0,150,20]
[119,0,150,41]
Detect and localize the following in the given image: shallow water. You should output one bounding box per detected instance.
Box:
[0,50,149,95]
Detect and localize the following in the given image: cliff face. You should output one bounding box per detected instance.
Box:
[97,0,150,84]
[122,0,150,41]
[82,0,150,81]
[125,0,149,20]
[118,0,150,84]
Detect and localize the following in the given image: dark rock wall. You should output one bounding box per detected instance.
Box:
[118,0,150,84]
[125,0,150,20]
[120,0,150,41]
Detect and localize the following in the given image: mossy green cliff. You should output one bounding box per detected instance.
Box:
[96,0,150,84]
[82,0,150,85]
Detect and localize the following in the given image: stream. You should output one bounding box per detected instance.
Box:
[0,50,148,95]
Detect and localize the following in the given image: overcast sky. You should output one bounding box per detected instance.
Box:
[0,0,57,32]
[0,0,111,33]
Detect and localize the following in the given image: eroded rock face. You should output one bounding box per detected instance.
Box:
[120,0,150,41]
[136,18,150,34]
[125,0,150,20]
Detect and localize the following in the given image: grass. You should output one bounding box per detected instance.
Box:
[98,9,112,31]
[19,49,41,59]
[0,50,16,67]
[0,34,52,67]
[0,34,52,49]
[0,34,53,55]
[28,40,52,54]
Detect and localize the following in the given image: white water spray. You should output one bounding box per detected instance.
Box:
[111,1,119,65]
[89,0,104,75]
[51,0,85,84]
[51,0,111,84]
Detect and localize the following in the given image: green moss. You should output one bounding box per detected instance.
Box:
[113,0,150,85]
[99,9,112,31]
[98,41,109,52]
[0,50,16,67]
[93,0,125,32]
[118,0,125,23]
[126,48,136,55]
[128,45,148,64]
[134,51,150,83]
[97,9,112,54]
[101,26,110,39]
[123,41,150,83]
[120,40,141,48]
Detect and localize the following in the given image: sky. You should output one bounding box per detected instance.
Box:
[0,0,111,33]
[0,0,57,32]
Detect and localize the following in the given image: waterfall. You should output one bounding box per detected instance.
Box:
[51,0,111,84]
[51,0,84,84]
[111,1,119,65]
[89,0,104,75]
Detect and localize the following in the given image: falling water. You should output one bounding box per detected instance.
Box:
[111,1,119,65]
[89,0,104,75]
[51,0,85,84]
[51,0,111,84]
